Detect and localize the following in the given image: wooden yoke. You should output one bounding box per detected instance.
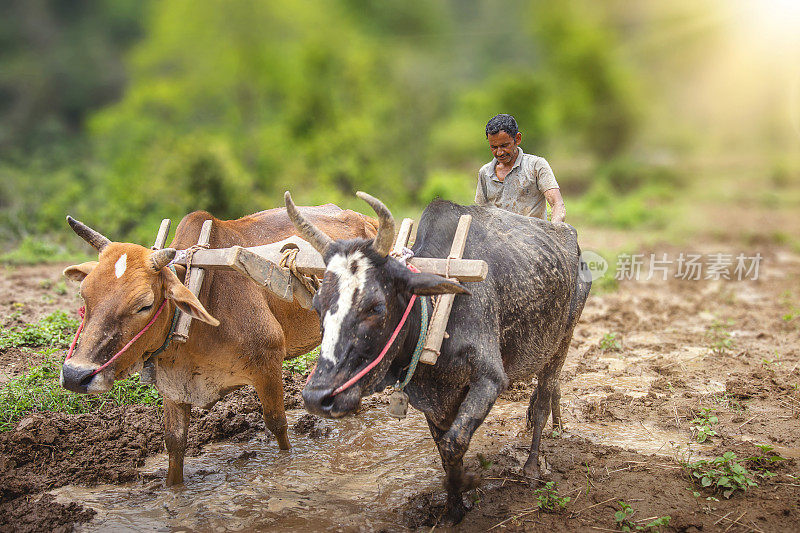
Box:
[141,218,172,383]
[173,219,212,343]
[174,242,487,282]
[419,214,472,365]
[392,218,415,255]
[152,219,171,252]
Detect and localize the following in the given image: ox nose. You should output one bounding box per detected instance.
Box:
[60,363,96,394]
[302,386,336,416]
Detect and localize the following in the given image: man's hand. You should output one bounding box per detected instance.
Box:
[544,188,566,223]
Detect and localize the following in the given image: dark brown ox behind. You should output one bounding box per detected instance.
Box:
[60,206,377,485]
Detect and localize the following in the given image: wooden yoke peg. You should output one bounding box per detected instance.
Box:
[419,214,472,365]
[173,219,213,343]
[142,219,172,383]
[392,218,415,255]
[152,219,171,251]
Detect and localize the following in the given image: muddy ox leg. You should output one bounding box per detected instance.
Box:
[163,398,191,486]
[527,381,563,431]
[551,381,563,431]
[430,373,505,525]
[253,353,290,450]
[523,338,570,481]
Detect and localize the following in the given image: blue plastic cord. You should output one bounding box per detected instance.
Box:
[397,295,429,391]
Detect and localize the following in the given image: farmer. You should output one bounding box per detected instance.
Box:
[475,113,566,223]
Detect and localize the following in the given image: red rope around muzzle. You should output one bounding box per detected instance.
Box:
[327,263,421,397]
[64,300,168,377]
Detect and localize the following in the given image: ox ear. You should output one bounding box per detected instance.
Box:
[162,268,221,327]
[63,261,98,282]
[405,272,470,296]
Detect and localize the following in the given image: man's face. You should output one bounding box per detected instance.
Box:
[487,130,521,165]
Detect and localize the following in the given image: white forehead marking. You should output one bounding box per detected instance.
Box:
[114,253,127,279]
[320,252,369,364]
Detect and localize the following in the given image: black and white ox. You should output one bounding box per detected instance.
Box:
[284,192,591,524]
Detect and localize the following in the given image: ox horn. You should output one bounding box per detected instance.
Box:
[284,191,333,254]
[150,248,177,271]
[356,191,395,257]
[66,216,111,252]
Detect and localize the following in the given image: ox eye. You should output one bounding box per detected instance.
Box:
[137,304,153,314]
[369,302,386,316]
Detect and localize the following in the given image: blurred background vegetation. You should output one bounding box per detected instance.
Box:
[0,0,798,255]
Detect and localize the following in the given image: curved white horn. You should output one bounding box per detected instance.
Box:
[66,216,111,251]
[284,191,333,254]
[356,191,395,257]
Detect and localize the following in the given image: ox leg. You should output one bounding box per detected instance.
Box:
[523,340,570,481]
[523,372,555,481]
[434,375,505,525]
[253,364,290,451]
[164,398,191,486]
[526,379,562,431]
[551,381,563,431]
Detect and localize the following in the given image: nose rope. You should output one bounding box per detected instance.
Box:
[64,299,168,377]
[329,264,422,397]
[64,306,86,361]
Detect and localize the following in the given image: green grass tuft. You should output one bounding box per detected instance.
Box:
[0,348,161,432]
[1,311,80,349]
[283,347,319,374]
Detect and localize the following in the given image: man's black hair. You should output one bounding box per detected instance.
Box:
[485,114,519,138]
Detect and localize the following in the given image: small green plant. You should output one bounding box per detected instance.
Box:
[761,351,782,371]
[780,291,800,323]
[54,281,68,296]
[533,481,570,512]
[476,453,493,469]
[684,451,757,498]
[0,310,79,349]
[748,444,787,479]
[690,407,718,443]
[707,319,734,354]
[599,332,622,351]
[708,392,746,412]
[614,501,670,531]
[0,349,161,431]
[283,347,319,374]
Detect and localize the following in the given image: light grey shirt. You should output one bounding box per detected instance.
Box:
[474,148,560,220]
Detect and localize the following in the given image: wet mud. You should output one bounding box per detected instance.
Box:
[2,246,800,531]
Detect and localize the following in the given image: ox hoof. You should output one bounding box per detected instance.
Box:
[522,458,544,485]
[439,501,468,526]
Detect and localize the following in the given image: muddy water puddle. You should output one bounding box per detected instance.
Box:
[53,408,442,532]
[51,397,721,532]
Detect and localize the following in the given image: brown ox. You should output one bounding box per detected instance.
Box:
[60,206,377,485]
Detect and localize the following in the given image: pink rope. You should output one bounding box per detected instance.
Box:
[64,300,168,377]
[330,264,421,397]
[64,306,86,361]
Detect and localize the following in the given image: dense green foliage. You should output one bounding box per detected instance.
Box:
[0,0,649,247]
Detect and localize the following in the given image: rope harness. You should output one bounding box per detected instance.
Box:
[182,243,210,286]
[280,246,320,295]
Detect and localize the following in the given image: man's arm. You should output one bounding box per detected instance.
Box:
[543,188,566,223]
